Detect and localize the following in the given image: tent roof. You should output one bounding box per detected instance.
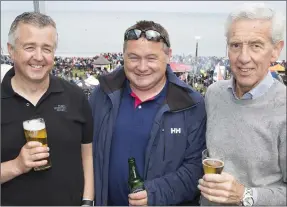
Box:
[269,64,285,72]
[169,62,192,72]
[1,64,13,82]
[85,76,99,86]
[94,56,111,65]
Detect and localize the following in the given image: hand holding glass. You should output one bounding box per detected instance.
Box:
[23,118,52,171]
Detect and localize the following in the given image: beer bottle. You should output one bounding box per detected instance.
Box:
[128,157,145,193]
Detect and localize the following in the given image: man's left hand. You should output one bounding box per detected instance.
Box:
[128,190,148,206]
[198,172,245,204]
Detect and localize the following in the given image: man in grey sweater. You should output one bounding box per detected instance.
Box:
[198,3,286,206]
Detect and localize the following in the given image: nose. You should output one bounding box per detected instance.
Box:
[138,59,148,73]
[33,48,44,61]
[237,45,251,65]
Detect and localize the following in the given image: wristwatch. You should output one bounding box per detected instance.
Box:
[81,199,94,206]
[240,188,254,206]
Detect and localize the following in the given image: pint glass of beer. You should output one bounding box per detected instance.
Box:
[202,149,224,174]
[23,118,52,171]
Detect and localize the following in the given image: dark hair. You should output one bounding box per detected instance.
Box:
[123,20,170,52]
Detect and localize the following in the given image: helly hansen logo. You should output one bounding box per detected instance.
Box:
[171,128,181,134]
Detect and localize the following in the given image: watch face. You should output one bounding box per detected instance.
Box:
[243,196,254,206]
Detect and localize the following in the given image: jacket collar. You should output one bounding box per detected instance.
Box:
[1,67,64,99]
[98,64,196,111]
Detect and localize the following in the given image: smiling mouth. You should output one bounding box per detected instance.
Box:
[136,74,150,77]
[239,68,253,72]
[30,65,44,69]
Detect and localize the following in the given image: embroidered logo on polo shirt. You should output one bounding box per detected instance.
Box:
[54,105,67,112]
[171,128,181,134]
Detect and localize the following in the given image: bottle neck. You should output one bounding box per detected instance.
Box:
[128,162,140,179]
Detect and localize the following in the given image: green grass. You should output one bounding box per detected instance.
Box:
[71,68,86,78]
[70,68,99,79]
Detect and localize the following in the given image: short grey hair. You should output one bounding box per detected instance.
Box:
[224,3,286,44]
[8,12,58,49]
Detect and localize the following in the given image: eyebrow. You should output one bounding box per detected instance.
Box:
[22,43,54,48]
[228,40,241,44]
[127,53,140,57]
[22,43,36,47]
[146,54,158,58]
[229,39,265,45]
[127,53,159,58]
[249,40,265,45]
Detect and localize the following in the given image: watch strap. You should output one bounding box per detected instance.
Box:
[241,188,254,206]
[81,199,94,206]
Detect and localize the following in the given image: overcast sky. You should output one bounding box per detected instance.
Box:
[1,1,286,14]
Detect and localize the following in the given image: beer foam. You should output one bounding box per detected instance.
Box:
[23,119,45,131]
[203,158,224,168]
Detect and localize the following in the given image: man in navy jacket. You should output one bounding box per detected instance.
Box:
[89,20,206,206]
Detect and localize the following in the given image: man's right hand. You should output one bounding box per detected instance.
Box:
[14,141,50,174]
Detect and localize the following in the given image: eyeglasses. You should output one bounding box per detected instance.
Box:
[124,29,170,47]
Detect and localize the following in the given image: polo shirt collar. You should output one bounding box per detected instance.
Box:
[1,67,64,99]
[125,79,168,105]
[227,71,274,100]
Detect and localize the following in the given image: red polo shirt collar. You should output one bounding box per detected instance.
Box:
[130,92,155,108]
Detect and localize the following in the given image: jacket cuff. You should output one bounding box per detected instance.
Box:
[144,181,157,206]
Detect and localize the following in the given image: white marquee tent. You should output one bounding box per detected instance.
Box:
[1,64,13,82]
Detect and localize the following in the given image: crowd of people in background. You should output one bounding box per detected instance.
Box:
[1,53,286,98]
[171,55,225,71]
[1,55,13,65]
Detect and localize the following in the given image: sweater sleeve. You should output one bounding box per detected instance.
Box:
[252,120,286,206]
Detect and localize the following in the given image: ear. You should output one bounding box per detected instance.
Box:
[270,40,284,63]
[7,43,15,61]
[167,48,172,63]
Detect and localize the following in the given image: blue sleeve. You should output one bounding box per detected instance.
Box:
[144,99,207,205]
[88,85,101,116]
[88,85,100,204]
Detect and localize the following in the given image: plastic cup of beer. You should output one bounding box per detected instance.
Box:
[23,118,52,171]
[202,149,224,174]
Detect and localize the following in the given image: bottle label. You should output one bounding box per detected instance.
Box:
[130,186,144,194]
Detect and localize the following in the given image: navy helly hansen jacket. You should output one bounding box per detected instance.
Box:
[89,65,206,205]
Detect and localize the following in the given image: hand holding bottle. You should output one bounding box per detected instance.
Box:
[128,190,148,206]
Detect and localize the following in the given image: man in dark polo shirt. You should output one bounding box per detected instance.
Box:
[90,20,206,205]
[1,12,94,206]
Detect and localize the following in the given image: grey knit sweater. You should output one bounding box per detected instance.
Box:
[202,80,286,206]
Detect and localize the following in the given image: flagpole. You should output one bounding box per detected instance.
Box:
[33,1,46,14]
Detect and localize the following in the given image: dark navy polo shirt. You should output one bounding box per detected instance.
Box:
[108,80,167,206]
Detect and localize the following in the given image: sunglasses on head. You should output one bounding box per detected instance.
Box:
[124,29,170,47]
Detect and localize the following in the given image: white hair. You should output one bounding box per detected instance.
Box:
[224,2,286,44]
